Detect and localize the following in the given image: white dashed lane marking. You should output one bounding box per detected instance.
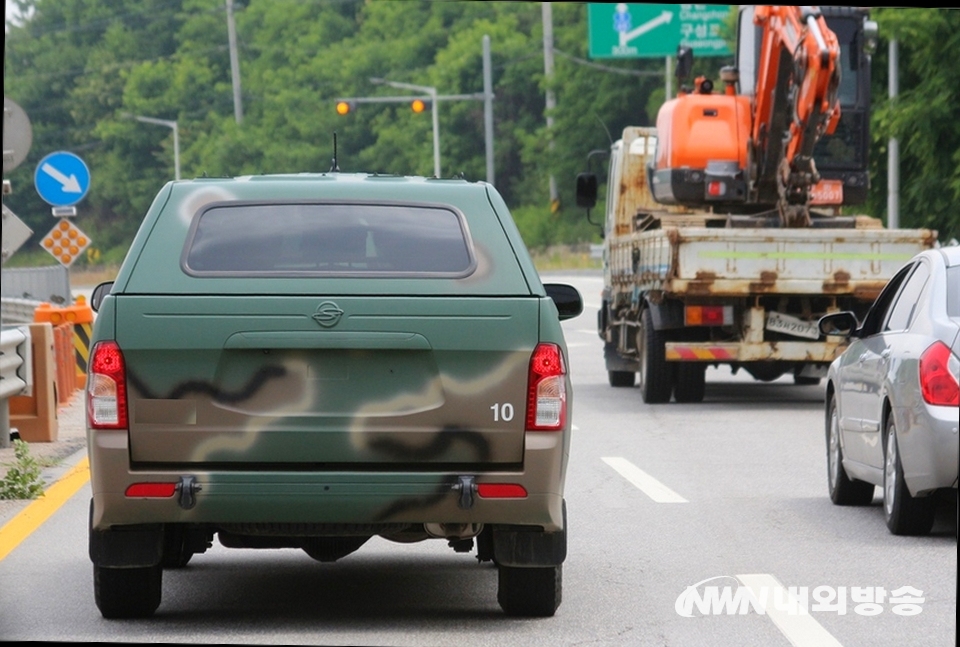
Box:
[602,456,688,503]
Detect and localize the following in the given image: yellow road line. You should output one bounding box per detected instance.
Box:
[0,457,90,562]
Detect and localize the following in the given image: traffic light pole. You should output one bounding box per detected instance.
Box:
[371,79,440,178]
[335,36,495,184]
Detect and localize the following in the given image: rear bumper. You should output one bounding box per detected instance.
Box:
[666,340,846,363]
[87,429,567,532]
[896,403,960,496]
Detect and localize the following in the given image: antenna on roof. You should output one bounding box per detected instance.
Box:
[330,132,340,172]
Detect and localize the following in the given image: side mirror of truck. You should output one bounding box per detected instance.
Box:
[544,283,583,321]
[576,173,598,209]
[90,281,114,312]
[818,311,859,338]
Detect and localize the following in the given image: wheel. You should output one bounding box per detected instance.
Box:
[826,396,874,505]
[674,363,705,403]
[794,375,821,386]
[94,564,162,618]
[883,417,936,535]
[608,370,635,387]
[637,308,674,404]
[497,564,562,617]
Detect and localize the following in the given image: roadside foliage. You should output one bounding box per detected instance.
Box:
[3,2,958,263]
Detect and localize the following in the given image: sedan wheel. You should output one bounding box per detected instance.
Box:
[883,417,936,536]
[826,396,874,505]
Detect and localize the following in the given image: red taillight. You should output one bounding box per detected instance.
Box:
[708,181,726,197]
[919,341,960,407]
[477,483,528,498]
[125,482,177,498]
[87,340,128,429]
[526,343,567,431]
[685,305,732,326]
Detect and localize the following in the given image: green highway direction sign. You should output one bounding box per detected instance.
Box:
[588,3,732,59]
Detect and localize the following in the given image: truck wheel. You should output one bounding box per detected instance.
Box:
[94,564,162,618]
[497,564,562,617]
[608,370,636,387]
[637,308,674,404]
[674,364,705,403]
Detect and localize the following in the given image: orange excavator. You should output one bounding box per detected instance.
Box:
[651,6,842,227]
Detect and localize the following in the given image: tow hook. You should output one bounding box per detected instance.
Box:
[452,475,477,509]
[176,475,201,510]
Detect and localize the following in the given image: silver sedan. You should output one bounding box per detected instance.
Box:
[819,245,960,535]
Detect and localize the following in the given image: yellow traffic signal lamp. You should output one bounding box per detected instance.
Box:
[411,98,431,114]
[336,100,356,116]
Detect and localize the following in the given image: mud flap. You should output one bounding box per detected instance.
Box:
[492,500,567,567]
[88,500,164,568]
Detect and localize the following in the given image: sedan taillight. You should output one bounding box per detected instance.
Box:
[87,341,129,429]
[919,341,960,407]
[526,343,567,431]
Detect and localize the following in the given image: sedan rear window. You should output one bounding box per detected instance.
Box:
[182,201,475,277]
[947,266,960,317]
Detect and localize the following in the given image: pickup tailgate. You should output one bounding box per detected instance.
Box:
[115,295,538,468]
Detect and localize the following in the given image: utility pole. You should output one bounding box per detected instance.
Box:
[226,0,243,125]
[887,39,899,229]
[542,2,559,211]
[483,35,495,186]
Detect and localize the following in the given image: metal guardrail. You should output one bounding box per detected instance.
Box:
[1,297,44,324]
[1,324,33,447]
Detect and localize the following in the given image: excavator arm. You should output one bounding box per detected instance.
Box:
[752,6,842,225]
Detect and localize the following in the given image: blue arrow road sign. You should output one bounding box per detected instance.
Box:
[34,151,91,207]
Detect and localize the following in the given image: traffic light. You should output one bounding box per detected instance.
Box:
[411,98,431,114]
[335,100,356,116]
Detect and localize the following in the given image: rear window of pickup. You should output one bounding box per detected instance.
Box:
[182,201,475,278]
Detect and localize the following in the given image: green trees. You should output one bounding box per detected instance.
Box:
[3,3,957,264]
[867,8,960,241]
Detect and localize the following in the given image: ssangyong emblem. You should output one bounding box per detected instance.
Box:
[313,301,344,328]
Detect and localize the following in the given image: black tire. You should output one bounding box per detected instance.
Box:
[674,363,706,403]
[608,370,636,387]
[161,525,194,569]
[794,375,821,386]
[883,417,936,536]
[637,308,674,404]
[497,564,562,617]
[826,396,874,505]
[94,564,162,618]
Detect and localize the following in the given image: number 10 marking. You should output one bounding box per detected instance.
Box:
[491,403,515,422]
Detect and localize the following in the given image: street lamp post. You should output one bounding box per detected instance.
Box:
[123,113,180,180]
[370,78,440,178]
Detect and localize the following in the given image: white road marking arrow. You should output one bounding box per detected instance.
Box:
[620,10,674,47]
[41,162,83,193]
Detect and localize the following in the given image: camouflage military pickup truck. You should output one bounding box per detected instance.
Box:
[85,173,582,619]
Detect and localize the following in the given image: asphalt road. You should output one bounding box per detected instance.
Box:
[0,271,955,645]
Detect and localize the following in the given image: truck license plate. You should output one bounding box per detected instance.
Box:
[765,312,821,340]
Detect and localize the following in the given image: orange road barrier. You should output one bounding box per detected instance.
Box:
[51,322,77,404]
[9,323,60,442]
[33,297,94,390]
